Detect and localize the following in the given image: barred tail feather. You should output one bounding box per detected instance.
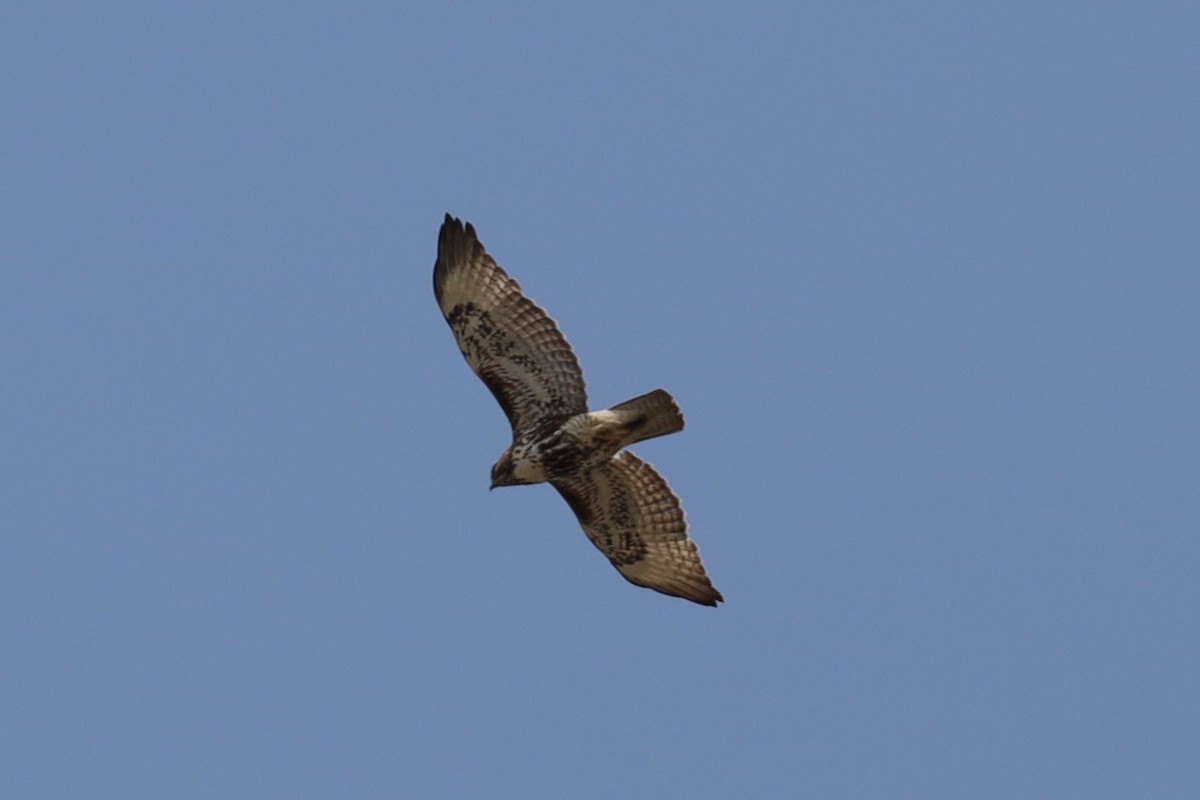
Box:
[610,389,685,445]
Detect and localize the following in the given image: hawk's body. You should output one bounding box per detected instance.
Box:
[496,391,684,485]
[433,215,723,607]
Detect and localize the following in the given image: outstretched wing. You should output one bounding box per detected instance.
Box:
[434,214,588,434]
[552,450,723,606]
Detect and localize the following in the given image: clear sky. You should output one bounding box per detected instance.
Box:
[4,3,1197,798]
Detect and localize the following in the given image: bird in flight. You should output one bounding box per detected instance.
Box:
[433,214,723,606]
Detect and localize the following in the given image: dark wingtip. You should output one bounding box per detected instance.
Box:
[647,580,724,607]
[435,214,485,303]
[440,213,476,235]
[438,213,467,248]
[437,214,481,261]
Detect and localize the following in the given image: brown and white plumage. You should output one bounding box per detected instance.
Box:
[553,450,723,607]
[433,216,586,434]
[433,214,723,607]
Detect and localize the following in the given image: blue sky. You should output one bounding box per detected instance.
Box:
[3,2,1197,797]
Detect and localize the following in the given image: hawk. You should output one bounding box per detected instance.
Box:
[433,214,723,606]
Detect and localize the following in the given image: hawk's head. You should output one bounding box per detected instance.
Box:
[490,449,525,490]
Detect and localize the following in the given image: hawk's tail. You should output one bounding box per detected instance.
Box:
[610,389,685,445]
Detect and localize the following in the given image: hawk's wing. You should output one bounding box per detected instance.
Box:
[434,215,588,434]
[552,450,723,606]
